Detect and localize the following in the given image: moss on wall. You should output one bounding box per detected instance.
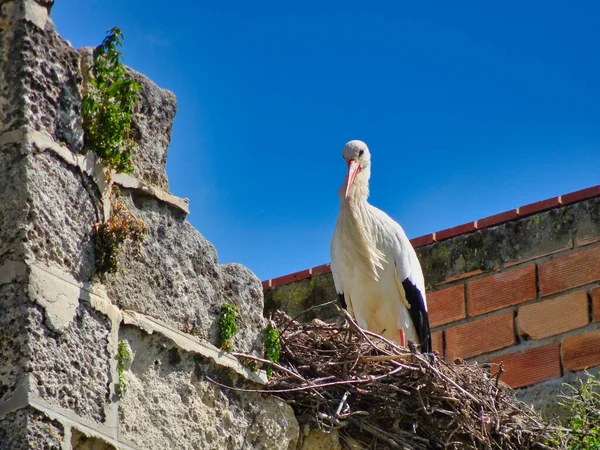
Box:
[417,204,578,289]
[264,273,339,322]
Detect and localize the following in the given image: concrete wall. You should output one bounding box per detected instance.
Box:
[264,187,600,418]
[0,1,299,448]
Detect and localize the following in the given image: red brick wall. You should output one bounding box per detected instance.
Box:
[263,185,600,390]
[429,244,600,388]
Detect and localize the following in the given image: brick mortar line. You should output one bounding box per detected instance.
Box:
[575,235,600,248]
[513,309,520,345]
[587,289,595,325]
[463,283,470,320]
[431,279,600,334]
[432,306,519,334]
[428,240,600,293]
[471,320,600,365]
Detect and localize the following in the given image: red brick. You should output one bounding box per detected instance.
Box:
[311,263,331,276]
[261,280,271,291]
[468,265,537,316]
[538,246,600,296]
[431,331,443,357]
[271,269,312,288]
[477,210,519,229]
[517,291,589,340]
[445,312,514,360]
[563,330,600,371]
[518,197,561,217]
[427,285,466,328]
[438,269,485,285]
[593,287,600,323]
[561,185,600,205]
[436,222,477,242]
[410,233,435,248]
[490,344,561,389]
[576,232,600,247]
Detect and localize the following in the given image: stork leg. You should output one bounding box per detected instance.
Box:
[398,329,406,347]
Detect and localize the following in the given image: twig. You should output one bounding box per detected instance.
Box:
[280,300,338,335]
[230,352,305,382]
[338,307,396,356]
[358,355,413,363]
[494,362,504,389]
[209,364,406,394]
[335,391,350,417]
[412,352,482,406]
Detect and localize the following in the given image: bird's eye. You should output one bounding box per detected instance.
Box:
[359,150,364,157]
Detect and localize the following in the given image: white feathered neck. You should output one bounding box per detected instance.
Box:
[336,173,386,281]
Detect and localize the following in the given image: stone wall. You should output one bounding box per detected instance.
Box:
[264,186,600,418]
[0,1,299,448]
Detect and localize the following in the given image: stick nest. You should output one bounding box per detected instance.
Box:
[265,308,556,449]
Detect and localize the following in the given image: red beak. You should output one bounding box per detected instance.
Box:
[345,160,360,198]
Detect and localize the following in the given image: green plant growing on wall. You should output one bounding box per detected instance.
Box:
[82,27,141,174]
[547,372,600,449]
[116,340,131,397]
[218,303,239,352]
[263,323,280,378]
[93,188,148,275]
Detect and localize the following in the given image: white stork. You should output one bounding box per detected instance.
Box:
[330,140,431,352]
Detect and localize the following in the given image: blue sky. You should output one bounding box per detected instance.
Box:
[52,1,600,281]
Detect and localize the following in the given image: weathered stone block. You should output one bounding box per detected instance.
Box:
[25,150,98,282]
[0,406,64,450]
[128,69,176,191]
[118,325,298,450]
[0,280,31,404]
[219,263,270,354]
[0,5,83,150]
[104,189,266,353]
[28,301,112,423]
[0,144,28,263]
[33,0,54,12]
[516,367,600,421]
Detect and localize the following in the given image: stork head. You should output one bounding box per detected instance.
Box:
[341,140,371,199]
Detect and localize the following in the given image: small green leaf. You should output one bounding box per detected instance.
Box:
[264,324,280,378]
[82,27,140,174]
[217,303,239,352]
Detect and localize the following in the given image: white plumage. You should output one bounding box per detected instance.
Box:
[330,140,431,352]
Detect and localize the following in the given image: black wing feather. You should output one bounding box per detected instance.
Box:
[337,292,347,309]
[401,278,432,353]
